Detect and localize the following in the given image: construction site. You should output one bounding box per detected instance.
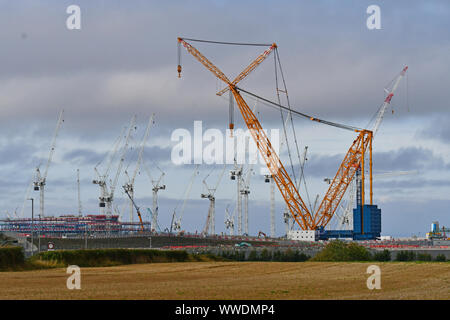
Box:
[0,37,449,261]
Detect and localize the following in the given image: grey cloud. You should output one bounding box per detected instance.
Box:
[62,148,104,165]
[0,0,448,129]
[376,178,450,190]
[0,142,38,165]
[299,147,448,179]
[373,147,448,172]
[419,115,450,143]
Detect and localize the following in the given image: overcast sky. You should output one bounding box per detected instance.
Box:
[0,0,449,237]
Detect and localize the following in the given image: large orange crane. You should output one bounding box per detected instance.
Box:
[177,37,404,232]
[178,37,315,230]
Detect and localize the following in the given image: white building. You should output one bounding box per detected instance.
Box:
[287,230,317,241]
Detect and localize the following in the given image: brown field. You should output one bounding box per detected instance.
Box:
[0,262,448,300]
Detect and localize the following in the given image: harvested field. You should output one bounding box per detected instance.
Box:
[0,262,448,300]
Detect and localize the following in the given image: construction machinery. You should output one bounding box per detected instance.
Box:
[427,221,450,240]
[94,115,136,216]
[147,208,161,233]
[328,170,417,230]
[93,126,126,214]
[143,162,166,232]
[201,165,226,235]
[123,114,155,222]
[224,204,235,236]
[123,187,145,232]
[258,231,267,238]
[177,37,407,240]
[229,161,243,235]
[33,110,64,218]
[77,169,82,216]
[264,174,276,237]
[241,166,253,235]
[171,165,200,233]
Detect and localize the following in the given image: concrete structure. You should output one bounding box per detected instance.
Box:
[287,230,317,241]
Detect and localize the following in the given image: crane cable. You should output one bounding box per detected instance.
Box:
[274,48,314,213]
[274,49,297,186]
[180,38,272,47]
[275,49,303,185]
[236,86,363,132]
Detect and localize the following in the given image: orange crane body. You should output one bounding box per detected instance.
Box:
[313,130,373,227]
[177,37,373,231]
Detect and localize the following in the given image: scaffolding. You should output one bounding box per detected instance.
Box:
[0,214,151,236]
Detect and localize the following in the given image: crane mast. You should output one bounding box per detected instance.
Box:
[373,66,408,137]
[224,204,235,235]
[77,169,82,216]
[143,162,166,232]
[201,165,226,235]
[229,162,243,234]
[93,126,126,214]
[171,165,199,233]
[123,187,145,232]
[123,114,155,222]
[34,110,64,218]
[241,166,253,235]
[106,115,136,216]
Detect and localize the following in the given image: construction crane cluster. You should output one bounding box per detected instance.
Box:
[7,37,409,242]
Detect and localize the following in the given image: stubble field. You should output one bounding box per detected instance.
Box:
[0,262,448,300]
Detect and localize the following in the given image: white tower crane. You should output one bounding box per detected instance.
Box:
[77,169,82,216]
[229,162,243,235]
[264,174,276,238]
[151,171,165,232]
[228,100,258,236]
[123,114,155,222]
[224,204,235,236]
[201,165,226,236]
[240,166,253,236]
[143,162,166,233]
[104,115,136,216]
[171,165,200,233]
[33,110,64,218]
[93,126,126,214]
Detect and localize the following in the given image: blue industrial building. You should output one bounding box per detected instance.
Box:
[318,204,381,240]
